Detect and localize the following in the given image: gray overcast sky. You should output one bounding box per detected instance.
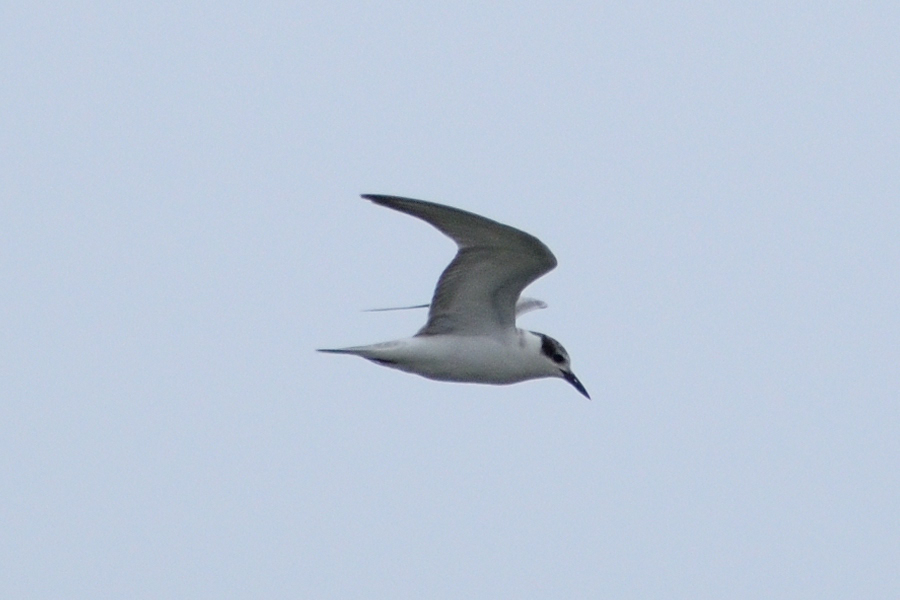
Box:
[3,2,898,598]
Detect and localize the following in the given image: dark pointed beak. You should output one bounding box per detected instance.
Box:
[562,370,590,399]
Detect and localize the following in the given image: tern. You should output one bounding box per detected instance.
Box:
[318,194,590,399]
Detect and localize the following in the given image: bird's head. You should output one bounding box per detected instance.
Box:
[535,332,590,399]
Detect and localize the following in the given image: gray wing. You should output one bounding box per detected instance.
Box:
[362,194,557,336]
[365,296,547,316]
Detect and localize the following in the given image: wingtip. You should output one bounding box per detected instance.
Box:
[361,194,395,209]
[361,193,420,206]
[362,303,430,312]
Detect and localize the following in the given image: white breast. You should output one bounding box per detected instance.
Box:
[383,331,553,384]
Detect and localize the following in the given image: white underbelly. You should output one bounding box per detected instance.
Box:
[396,335,540,384]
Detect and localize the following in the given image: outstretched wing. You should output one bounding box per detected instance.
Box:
[362,195,557,336]
[365,296,547,317]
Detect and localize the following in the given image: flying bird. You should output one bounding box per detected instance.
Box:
[318,195,589,399]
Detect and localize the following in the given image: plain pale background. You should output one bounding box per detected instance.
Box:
[3,2,898,598]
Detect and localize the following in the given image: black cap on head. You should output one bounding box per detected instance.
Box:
[538,333,589,399]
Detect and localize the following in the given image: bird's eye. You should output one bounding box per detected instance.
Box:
[552,353,565,364]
